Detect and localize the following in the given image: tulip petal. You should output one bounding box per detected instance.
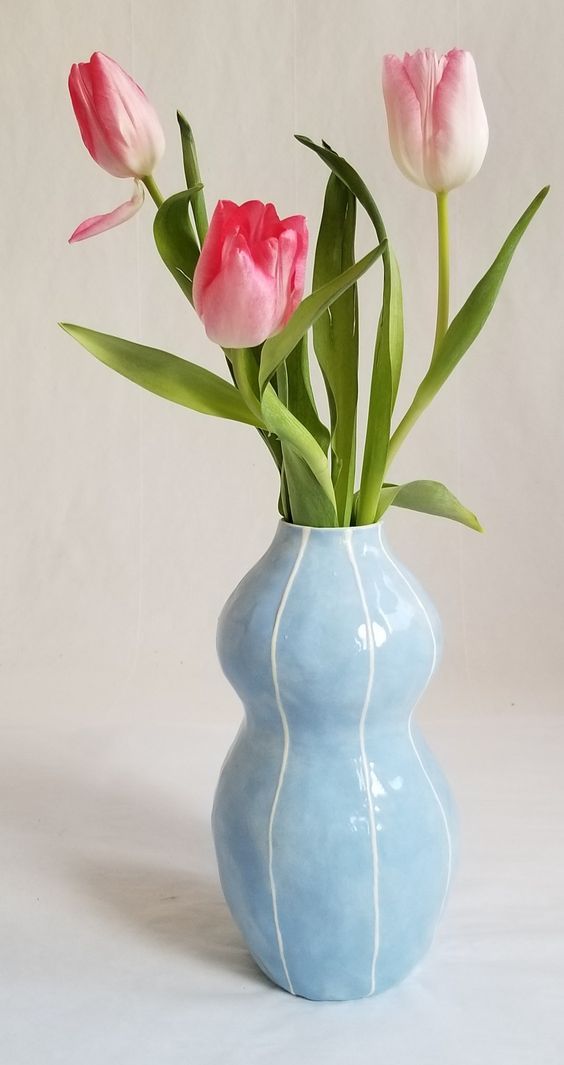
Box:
[259,202,281,239]
[274,229,300,327]
[237,200,270,243]
[402,48,447,112]
[193,200,239,317]
[429,50,489,191]
[89,52,165,178]
[280,215,308,319]
[198,234,279,348]
[69,62,132,178]
[253,235,279,279]
[382,54,427,188]
[69,179,144,243]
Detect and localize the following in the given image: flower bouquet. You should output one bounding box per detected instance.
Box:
[61,48,547,1000]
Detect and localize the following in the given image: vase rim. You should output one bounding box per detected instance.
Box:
[279,518,383,534]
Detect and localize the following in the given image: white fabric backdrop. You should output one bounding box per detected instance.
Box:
[1,0,563,1062]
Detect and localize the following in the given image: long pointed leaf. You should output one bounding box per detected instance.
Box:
[297,136,404,522]
[277,338,330,454]
[260,385,337,525]
[59,324,265,428]
[387,185,550,468]
[313,173,358,524]
[274,353,327,519]
[296,136,404,408]
[281,445,338,527]
[177,111,209,246]
[296,136,386,238]
[419,186,549,402]
[259,243,386,393]
[377,479,483,532]
[358,315,392,523]
[153,188,202,303]
[386,248,404,409]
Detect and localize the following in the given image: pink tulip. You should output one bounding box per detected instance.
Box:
[68,52,165,241]
[193,200,308,348]
[382,49,488,192]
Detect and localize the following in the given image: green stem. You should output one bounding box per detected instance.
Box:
[222,347,282,473]
[142,175,164,209]
[278,468,291,521]
[431,190,450,363]
[385,193,450,472]
[386,391,427,470]
[226,348,264,424]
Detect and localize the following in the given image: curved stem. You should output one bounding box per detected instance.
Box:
[142,174,164,209]
[431,191,450,363]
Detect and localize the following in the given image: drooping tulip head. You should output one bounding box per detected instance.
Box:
[69,52,165,178]
[193,200,308,348]
[382,48,488,193]
[68,52,165,241]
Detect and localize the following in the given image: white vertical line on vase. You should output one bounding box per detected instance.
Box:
[379,535,453,916]
[268,525,310,996]
[345,529,379,996]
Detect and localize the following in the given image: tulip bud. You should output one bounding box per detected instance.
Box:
[193,200,308,348]
[68,52,165,241]
[69,52,165,179]
[382,48,488,193]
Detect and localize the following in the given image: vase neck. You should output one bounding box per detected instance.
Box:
[275,520,388,557]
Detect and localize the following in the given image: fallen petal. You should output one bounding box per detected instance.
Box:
[69,179,144,243]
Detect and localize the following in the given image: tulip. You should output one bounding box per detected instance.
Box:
[383,48,488,362]
[382,49,488,193]
[68,52,165,242]
[193,200,308,348]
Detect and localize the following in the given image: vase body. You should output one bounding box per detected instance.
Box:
[212,521,456,1001]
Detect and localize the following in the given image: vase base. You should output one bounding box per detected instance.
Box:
[249,950,417,1002]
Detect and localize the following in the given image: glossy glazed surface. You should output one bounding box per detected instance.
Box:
[213,521,457,1001]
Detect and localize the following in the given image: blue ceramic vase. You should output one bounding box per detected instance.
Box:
[213,520,456,1000]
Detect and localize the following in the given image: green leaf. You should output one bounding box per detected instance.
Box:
[417,186,550,407]
[283,336,330,454]
[177,111,209,246]
[386,185,549,469]
[387,247,404,411]
[225,346,264,425]
[278,465,291,521]
[260,426,283,471]
[297,136,405,405]
[313,173,358,524]
[223,345,287,477]
[260,385,337,525]
[351,488,361,525]
[377,479,483,532]
[275,346,330,522]
[297,136,404,522]
[358,315,393,524]
[259,242,386,393]
[281,445,338,527]
[357,241,403,522]
[153,189,202,303]
[59,323,265,428]
[296,136,386,239]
